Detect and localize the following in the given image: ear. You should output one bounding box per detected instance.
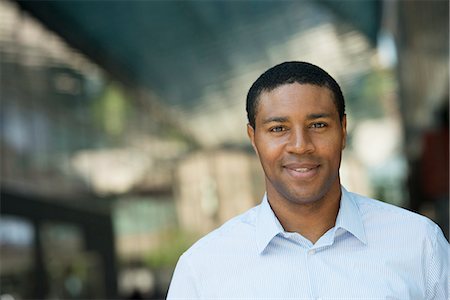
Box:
[247,123,259,157]
[341,114,347,150]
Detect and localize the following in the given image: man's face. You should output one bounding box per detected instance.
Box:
[247,83,346,206]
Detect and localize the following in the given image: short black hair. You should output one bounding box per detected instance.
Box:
[246,61,345,128]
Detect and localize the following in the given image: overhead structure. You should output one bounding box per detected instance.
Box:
[15,0,381,146]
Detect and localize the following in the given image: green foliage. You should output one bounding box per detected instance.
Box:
[346,68,396,120]
[92,82,130,136]
[145,229,198,269]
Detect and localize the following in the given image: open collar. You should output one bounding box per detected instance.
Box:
[255,186,367,254]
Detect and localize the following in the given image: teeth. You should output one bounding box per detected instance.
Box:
[294,168,310,172]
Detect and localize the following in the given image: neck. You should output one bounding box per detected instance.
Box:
[267,183,341,244]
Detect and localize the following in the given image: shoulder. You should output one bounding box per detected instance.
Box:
[349,191,443,238]
[182,204,260,259]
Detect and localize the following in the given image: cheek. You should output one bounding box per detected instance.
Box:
[255,138,284,164]
[314,135,343,158]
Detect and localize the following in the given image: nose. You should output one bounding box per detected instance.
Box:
[285,127,315,154]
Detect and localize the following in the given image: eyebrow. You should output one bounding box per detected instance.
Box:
[306,113,332,120]
[262,113,332,124]
[262,116,289,124]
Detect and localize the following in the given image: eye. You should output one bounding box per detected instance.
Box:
[270,126,286,132]
[310,122,327,129]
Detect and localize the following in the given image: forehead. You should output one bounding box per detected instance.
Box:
[256,83,338,120]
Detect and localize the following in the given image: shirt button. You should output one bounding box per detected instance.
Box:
[308,249,316,255]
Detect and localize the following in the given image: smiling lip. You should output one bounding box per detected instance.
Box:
[283,162,320,179]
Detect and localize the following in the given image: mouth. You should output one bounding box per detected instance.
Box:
[283,163,320,179]
[292,167,315,173]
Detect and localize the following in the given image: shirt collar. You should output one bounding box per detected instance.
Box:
[335,187,367,245]
[255,186,367,254]
[255,193,284,254]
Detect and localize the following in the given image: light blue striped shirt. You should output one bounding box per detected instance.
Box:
[167,187,449,299]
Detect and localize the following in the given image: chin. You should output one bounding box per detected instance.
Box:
[282,180,337,205]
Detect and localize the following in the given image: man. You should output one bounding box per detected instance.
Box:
[167,62,448,299]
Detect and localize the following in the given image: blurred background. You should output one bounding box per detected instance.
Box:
[0,0,448,299]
